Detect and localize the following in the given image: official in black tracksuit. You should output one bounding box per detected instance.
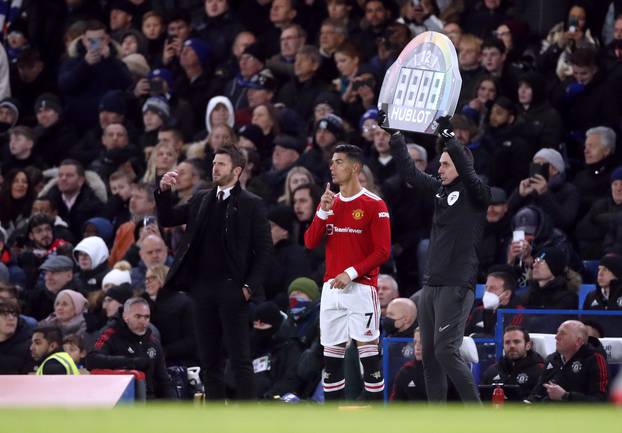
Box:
[389,118,490,402]
[155,145,272,400]
[527,320,609,403]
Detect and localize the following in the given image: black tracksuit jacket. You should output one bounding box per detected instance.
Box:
[390,134,491,289]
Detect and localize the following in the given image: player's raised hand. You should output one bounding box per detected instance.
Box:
[320,183,335,211]
[160,170,178,192]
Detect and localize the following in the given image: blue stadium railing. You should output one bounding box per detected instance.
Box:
[382,285,612,402]
[381,336,494,402]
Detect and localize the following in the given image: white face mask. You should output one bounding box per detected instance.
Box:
[482,291,500,310]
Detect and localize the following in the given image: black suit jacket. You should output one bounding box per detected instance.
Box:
[155,183,272,300]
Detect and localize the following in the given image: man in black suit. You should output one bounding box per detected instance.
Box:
[155,145,272,400]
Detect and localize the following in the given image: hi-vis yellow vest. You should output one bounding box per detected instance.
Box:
[35,352,80,375]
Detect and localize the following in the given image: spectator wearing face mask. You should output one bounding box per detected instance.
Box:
[465,267,521,337]
[250,301,302,399]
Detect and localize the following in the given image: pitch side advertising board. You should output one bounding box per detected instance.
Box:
[378,31,462,134]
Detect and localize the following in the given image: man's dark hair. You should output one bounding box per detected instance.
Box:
[85,20,106,32]
[488,271,517,292]
[27,213,54,234]
[292,182,322,208]
[581,319,605,338]
[63,334,86,351]
[9,126,35,141]
[0,282,19,300]
[166,8,192,25]
[568,47,598,68]
[134,182,156,203]
[0,298,20,315]
[503,325,530,343]
[334,144,364,165]
[182,158,206,179]
[216,145,246,171]
[33,196,57,212]
[17,48,42,67]
[60,159,85,177]
[482,37,506,54]
[159,126,184,142]
[33,325,63,347]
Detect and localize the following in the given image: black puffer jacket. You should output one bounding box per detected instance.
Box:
[521,276,578,309]
[0,318,34,374]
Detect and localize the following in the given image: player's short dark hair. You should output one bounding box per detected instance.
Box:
[60,159,85,177]
[488,270,517,292]
[334,144,364,165]
[33,325,64,346]
[503,325,530,343]
[216,145,246,171]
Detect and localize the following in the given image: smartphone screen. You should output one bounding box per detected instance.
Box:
[512,230,525,243]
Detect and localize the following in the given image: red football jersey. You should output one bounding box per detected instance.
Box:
[304,188,391,287]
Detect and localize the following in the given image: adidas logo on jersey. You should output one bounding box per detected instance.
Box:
[364,330,373,336]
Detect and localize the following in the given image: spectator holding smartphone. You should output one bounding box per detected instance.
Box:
[58,20,133,134]
[507,148,580,231]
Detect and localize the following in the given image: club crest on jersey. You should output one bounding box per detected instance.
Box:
[571,361,582,373]
[447,191,460,206]
[352,209,364,220]
[516,373,529,384]
[326,224,334,235]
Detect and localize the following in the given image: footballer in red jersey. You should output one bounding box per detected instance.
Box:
[304,144,391,400]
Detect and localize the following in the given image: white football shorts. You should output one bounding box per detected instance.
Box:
[320,280,380,346]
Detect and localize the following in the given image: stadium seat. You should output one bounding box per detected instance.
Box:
[475,284,485,300]
[460,336,480,384]
[582,260,599,284]
[529,333,557,359]
[529,334,622,364]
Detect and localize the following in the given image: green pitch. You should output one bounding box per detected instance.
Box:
[1,404,620,433]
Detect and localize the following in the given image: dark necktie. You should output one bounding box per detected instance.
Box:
[218,191,224,202]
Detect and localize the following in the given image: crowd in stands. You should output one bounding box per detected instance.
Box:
[0,0,621,401]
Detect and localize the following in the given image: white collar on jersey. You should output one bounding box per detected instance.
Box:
[337,187,368,202]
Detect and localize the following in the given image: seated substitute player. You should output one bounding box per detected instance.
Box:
[304,144,391,401]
